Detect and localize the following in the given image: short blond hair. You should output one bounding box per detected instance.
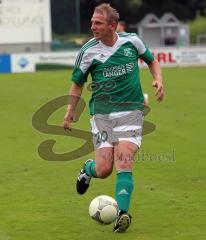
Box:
[94,3,119,24]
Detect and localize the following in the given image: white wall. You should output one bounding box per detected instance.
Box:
[0,0,51,44]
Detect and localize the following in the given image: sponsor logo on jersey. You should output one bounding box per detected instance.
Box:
[102,62,134,78]
[125,62,134,73]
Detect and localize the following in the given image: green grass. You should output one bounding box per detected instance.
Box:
[0,67,206,240]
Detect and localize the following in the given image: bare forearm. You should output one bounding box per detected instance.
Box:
[148,59,164,102]
[63,83,84,130]
[148,59,163,82]
[67,83,83,112]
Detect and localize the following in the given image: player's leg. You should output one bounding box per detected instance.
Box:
[83,147,114,178]
[76,114,113,194]
[113,141,139,232]
[112,109,144,232]
[76,147,114,194]
[114,141,138,211]
[93,147,114,178]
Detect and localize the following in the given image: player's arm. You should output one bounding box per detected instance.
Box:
[139,46,164,102]
[132,34,164,102]
[63,83,84,130]
[63,44,91,130]
[148,59,164,102]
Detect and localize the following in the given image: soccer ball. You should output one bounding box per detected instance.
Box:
[89,195,119,224]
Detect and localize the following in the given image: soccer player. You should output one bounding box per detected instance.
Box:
[63,3,164,232]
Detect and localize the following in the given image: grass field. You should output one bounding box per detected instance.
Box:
[0,66,206,240]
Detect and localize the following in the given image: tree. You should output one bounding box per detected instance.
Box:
[51,0,206,35]
[51,0,76,34]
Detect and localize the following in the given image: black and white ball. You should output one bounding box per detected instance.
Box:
[89,195,119,224]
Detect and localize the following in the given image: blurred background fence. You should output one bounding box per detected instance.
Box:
[0,0,206,73]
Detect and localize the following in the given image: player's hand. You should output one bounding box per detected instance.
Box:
[152,80,164,102]
[63,110,76,130]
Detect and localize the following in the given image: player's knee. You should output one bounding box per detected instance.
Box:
[115,154,133,170]
[97,166,113,179]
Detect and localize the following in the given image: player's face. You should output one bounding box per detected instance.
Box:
[91,12,114,41]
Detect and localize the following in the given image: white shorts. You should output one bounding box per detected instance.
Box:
[90,110,144,149]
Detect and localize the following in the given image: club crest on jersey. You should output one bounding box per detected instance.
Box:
[123,48,133,57]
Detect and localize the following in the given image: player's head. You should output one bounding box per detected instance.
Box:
[91,3,119,41]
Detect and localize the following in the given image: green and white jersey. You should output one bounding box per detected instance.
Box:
[72,32,154,115]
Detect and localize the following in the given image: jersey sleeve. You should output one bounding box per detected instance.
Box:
[139,47,154,65]
[130,34,154,65]
[72,50,91,85]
